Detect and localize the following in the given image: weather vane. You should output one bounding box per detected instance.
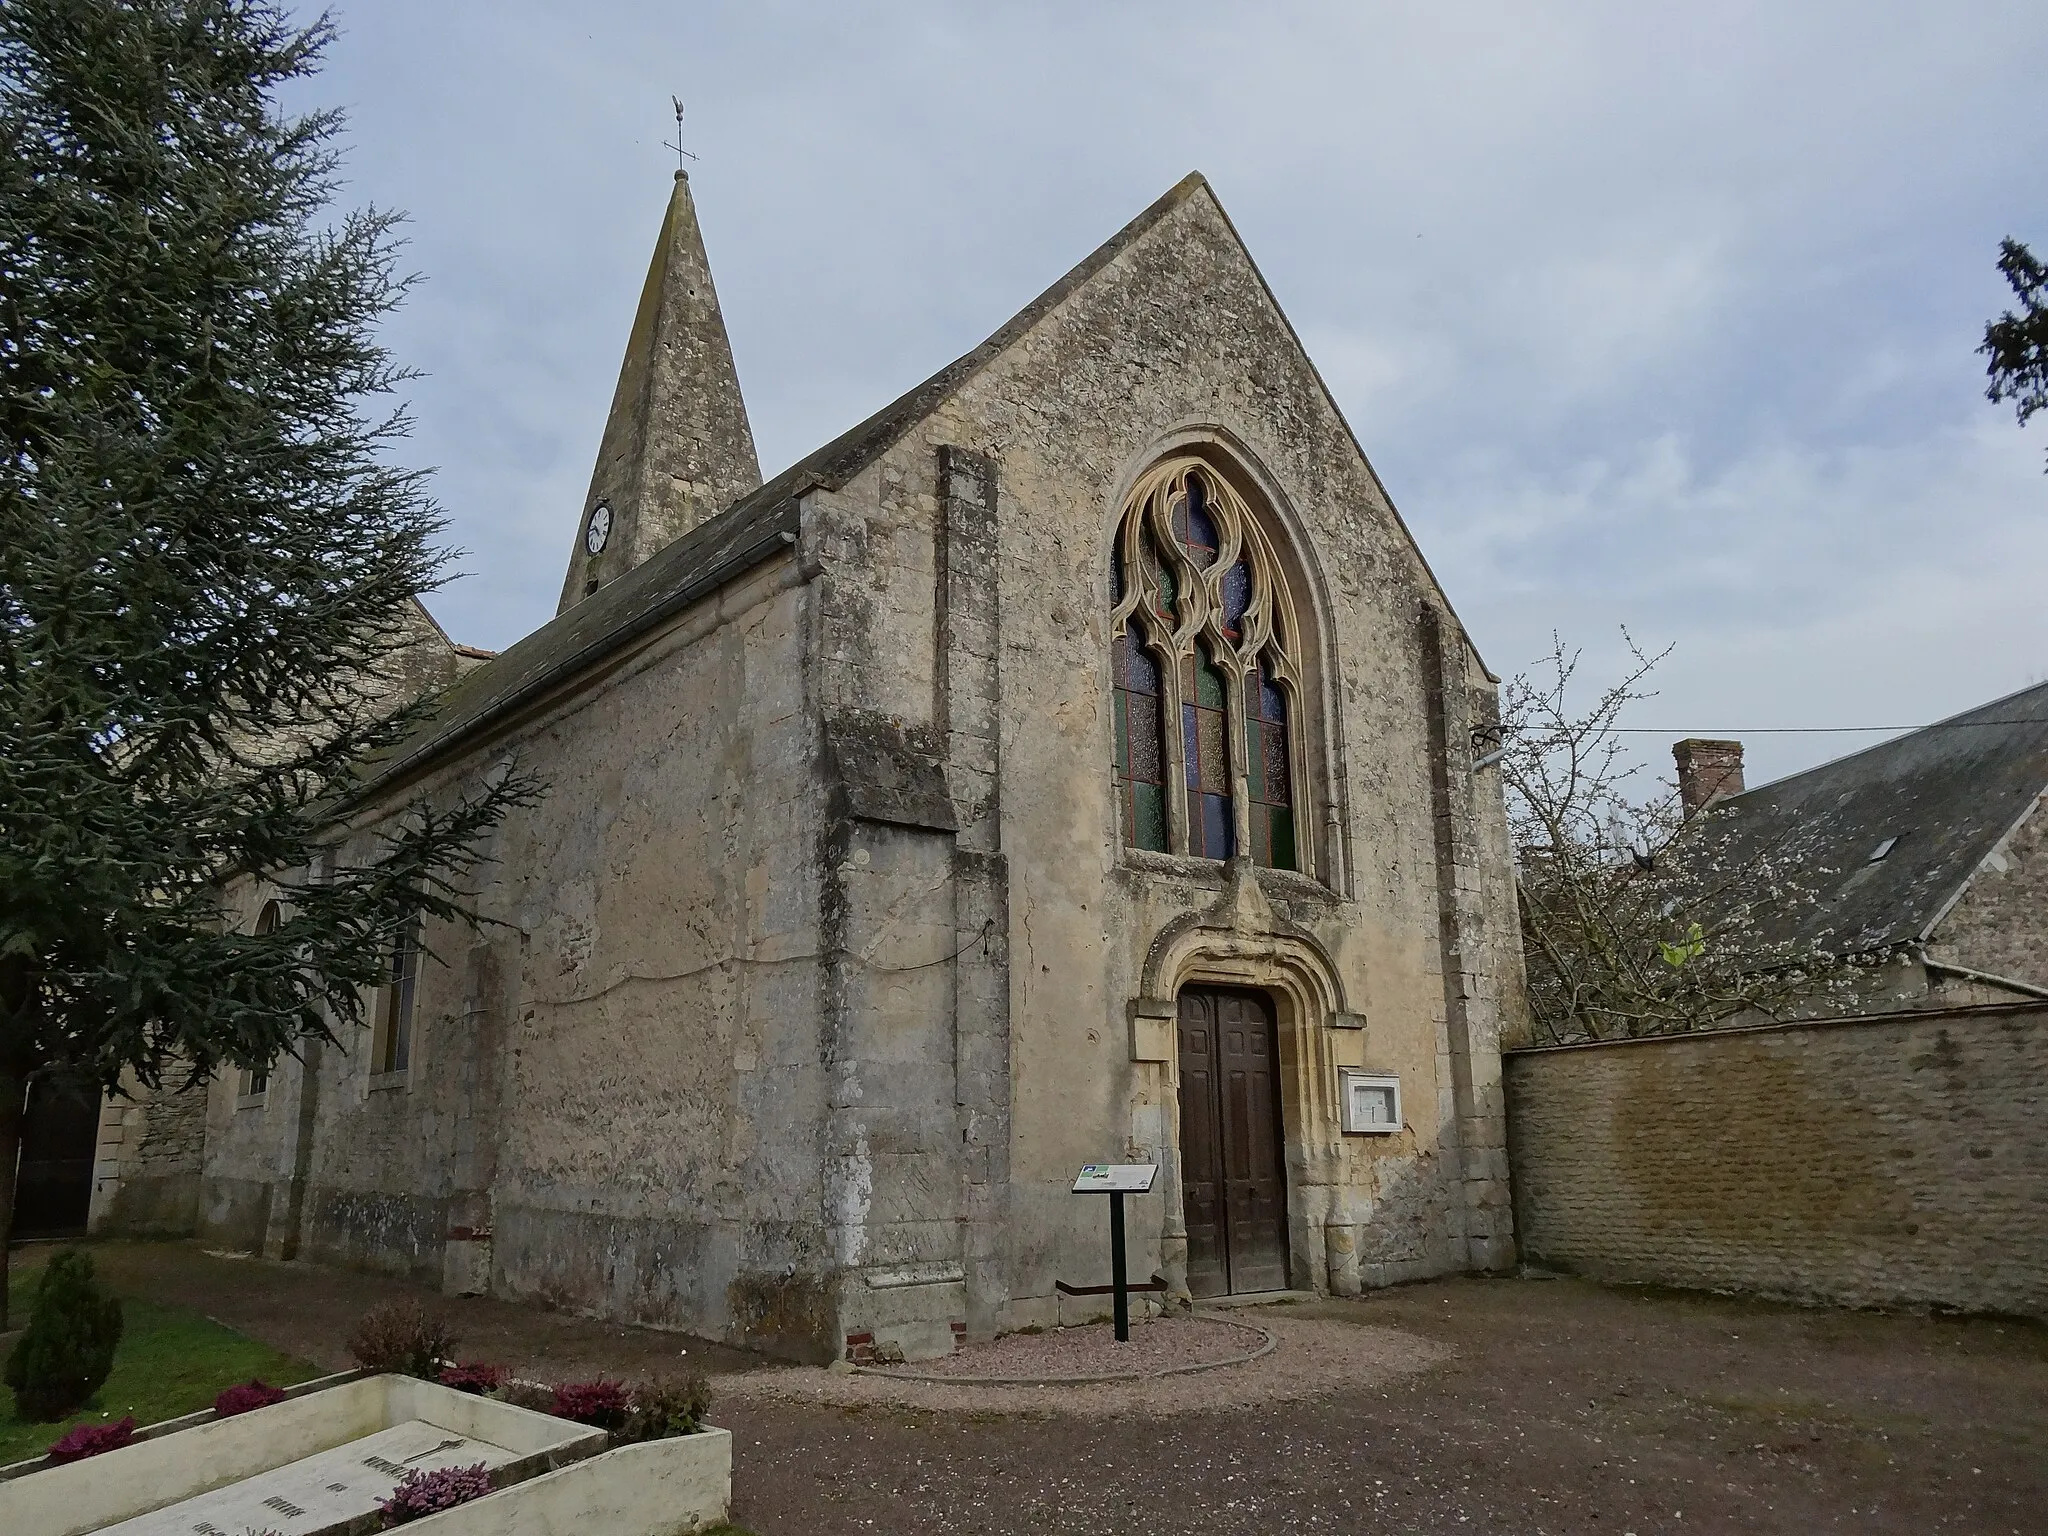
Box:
[664,97,698,172]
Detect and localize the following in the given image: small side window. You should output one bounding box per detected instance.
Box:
[372,915,420,1079]
[238,901,282,1104]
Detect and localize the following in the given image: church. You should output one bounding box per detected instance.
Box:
[100,170,1526,1362]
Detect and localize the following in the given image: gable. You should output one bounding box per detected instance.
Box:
[359,172,1490,796]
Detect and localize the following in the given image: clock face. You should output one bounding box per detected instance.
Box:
[584,503,612,555]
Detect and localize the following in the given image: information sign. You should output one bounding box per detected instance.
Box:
[1067,1163,1156,1341]
[1071,1163,1157,1194]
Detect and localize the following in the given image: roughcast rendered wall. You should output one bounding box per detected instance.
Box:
[1504,1004,2048,1318]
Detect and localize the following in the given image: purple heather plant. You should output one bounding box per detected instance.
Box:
[213,1379,288,1416]
[549,1378,630,1431]
[378,1463,493,1525]
[46,1416,137,1463]
[436,1362,504,1395]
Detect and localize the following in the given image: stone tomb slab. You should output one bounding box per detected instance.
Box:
[0,1375,607,1536]
[103,1418,520,1536]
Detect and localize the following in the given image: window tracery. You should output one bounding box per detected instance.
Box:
[1109,458,1306,872]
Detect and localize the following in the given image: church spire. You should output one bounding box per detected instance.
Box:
[558,170,762,612]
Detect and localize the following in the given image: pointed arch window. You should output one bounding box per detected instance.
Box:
[1108,458,1308,872]
[372,913,420,1077]
[237,900,282,1103]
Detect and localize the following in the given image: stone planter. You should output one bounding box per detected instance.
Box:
[399,1429,733,1535]
[0,1372,730,1536]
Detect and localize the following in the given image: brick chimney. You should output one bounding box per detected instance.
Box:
[1673,738,1745,815]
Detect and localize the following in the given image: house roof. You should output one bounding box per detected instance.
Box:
[1683,679,2048,956]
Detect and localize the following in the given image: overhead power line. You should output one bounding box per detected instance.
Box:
[1604,720,2045,735]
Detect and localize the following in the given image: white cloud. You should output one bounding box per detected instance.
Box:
[299,0,2048,788]
[1422,418,2048,785]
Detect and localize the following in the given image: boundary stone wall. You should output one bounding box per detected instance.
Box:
[1504,1003,2048,1318]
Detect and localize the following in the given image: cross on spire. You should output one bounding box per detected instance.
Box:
[664,97,698,173]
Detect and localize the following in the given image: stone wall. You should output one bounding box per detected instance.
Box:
[1928,790,2048,991]
[816,177,1526,1352]
[197,555,830,1350]
[88,1064,210,1236]
[1504,1003,2048,1317]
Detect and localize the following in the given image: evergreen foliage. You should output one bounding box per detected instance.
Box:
[1982,238,2048,471]
[0,1,538,1323]
[4,1249,125,1420]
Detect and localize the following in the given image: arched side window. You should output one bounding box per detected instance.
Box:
[1108,458,1306,871]
[373,912,421,1078]
[238,900,283,1103]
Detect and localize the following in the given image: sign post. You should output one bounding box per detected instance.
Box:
[1070,1163,1156,1341]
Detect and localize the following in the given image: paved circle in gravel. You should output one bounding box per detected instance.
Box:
[863,1313,1271,1382]
[722,1313,1446,1418]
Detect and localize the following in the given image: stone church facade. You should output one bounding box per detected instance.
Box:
[165,171,1524,1361]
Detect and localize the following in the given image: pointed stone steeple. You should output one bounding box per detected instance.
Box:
[558,171,762,612]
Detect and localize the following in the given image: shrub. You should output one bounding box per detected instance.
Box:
[46,1415,137,1463]
[4,1249,126,1421]
[345,1301,456,1380]
[378,1463,493,1525]
[436,1362,503,1395]
[214,1379,288,1416]
[549,1378,629,1431]
[619,1374,711,1442]
[493,1379,555,1413]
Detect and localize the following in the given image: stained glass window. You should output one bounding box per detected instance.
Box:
[1140,532,1177,626]
[1108,458,1308,875]
[1170,473,1221,569]
[1183,646,1235,860]
[1246,660,1295,870]
[1220,557,1251,642]
[1113,619,1169,851]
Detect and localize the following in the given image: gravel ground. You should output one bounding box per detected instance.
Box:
[720,1284,2048,1534]
[729,1316,1440,1416]
[860,1313,1273,1382]
[43,1242,2048,1535]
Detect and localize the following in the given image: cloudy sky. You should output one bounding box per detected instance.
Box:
[306,1,2047,788]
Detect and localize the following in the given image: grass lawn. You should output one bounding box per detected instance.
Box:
[2,1249,319,1467]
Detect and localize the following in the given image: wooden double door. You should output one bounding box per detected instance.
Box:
[1177,987,1290,1297]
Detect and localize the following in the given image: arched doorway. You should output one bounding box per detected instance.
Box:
[1176,986,1289,1297]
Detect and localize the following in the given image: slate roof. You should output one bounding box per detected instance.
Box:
[1682,679,2048,956]
[355,175,1210,798]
